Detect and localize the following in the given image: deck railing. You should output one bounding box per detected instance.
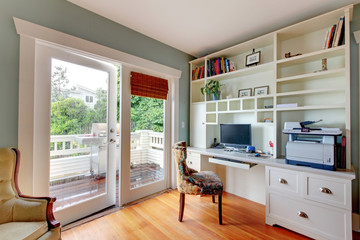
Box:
[50,130,164,181]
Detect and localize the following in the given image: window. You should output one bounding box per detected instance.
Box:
[86,96,93,103]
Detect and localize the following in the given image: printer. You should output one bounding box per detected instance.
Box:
[283,121,342,171]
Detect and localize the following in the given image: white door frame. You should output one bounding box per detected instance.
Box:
[353,30,360,228]
[14,18,181,200]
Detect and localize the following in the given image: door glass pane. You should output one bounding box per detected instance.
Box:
[130,96,164,189]
[49,58,109,211]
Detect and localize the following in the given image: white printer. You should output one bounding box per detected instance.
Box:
[283,122,342,171]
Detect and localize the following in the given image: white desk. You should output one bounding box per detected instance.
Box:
[187,147,355,179]
[188,147,355,240]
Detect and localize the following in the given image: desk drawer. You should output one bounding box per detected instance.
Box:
[304,173,351,209]
[267,167,300,196]
[187,151,200,171]
[268,192,350,240]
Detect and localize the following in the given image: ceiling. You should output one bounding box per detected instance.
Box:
[67,0,360,57]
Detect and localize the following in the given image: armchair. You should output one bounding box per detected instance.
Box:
[0,148,61,240]
[172,141,223,224]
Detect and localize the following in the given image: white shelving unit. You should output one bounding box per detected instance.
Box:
[189,5,353,169]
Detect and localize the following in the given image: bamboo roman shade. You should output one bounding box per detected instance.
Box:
[130,72,169,100]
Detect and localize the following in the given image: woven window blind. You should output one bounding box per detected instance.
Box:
[130,72,168,100]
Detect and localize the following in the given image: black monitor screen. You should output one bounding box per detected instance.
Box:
[220,124,251,148]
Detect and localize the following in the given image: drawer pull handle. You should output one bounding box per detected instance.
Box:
[279,178,288,184]
[319,187,332,194]
[297,211,308,219]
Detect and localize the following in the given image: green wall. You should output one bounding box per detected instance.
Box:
[0,0,194,148]
[350,3,360,213]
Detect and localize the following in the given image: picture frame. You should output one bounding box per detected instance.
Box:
[238,88,252,97]
[254,86,269,96]
[245,50,261,67]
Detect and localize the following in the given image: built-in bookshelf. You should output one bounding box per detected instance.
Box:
[189,5,352,169]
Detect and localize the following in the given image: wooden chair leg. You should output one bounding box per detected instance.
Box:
[218,194,222,225]
[212,195,215,203]
[179,193,185,222]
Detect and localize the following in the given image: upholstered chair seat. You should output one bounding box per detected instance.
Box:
[172,141,223,224]
[0,148,61,240]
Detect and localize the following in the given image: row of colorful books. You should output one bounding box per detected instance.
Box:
[192,57,237,80]
[323,16,345,49]
[207,57,236,77]
[192,66,205,80]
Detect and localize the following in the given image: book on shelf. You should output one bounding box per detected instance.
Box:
[323,16,345,49]
[276,103,298,108]
[207,57,236,77]
[334,16,345,47]
[328,24,336,48]
[192,65,205,80]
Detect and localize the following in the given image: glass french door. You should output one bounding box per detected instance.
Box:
[120,69,171,204]
[36,43,117,225]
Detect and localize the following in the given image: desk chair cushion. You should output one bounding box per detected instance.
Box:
[188,171,223,195]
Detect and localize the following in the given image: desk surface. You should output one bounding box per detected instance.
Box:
[188,147,356,180]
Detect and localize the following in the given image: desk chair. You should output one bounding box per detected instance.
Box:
[172,141,223,224]
[0,148,61,240]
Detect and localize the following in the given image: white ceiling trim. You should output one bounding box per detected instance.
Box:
[13,17,182,79]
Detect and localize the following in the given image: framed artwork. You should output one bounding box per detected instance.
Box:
[246,50,261,67]
[238,88,252,97]
[254,86,269,96]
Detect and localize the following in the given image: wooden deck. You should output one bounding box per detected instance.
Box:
[62,190,314,240]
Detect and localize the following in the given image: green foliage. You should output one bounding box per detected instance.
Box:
[51,66,70,102]
[200,80,221,99]
[50,64,164,136]
[131,96,164,132]
[93,88,107,123]
[51,98,93,135]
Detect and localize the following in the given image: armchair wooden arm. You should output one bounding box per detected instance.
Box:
[12,148,60,229]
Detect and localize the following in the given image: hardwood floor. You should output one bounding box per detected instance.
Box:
[62,190,312,240]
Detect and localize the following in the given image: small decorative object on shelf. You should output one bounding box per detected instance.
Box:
[254,86,269,96]
[269,140,274,155]
[246,49,261,67]
[200,80,221,101]
[238,88,252,97]
[285,52,302,58]
[264,105,273,109]
[264,118,272,123]
[322,58,328,71]
[314,58,328,73]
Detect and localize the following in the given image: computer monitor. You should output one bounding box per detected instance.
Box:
[220,124,251,148]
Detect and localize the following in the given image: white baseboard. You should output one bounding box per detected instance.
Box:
[353,213,360,232]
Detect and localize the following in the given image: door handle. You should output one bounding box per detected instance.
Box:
[109,139,116,144]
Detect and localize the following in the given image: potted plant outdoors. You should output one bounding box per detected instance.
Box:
[200,80,222,101]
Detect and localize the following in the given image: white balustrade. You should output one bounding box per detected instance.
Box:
[50,130,164,181]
